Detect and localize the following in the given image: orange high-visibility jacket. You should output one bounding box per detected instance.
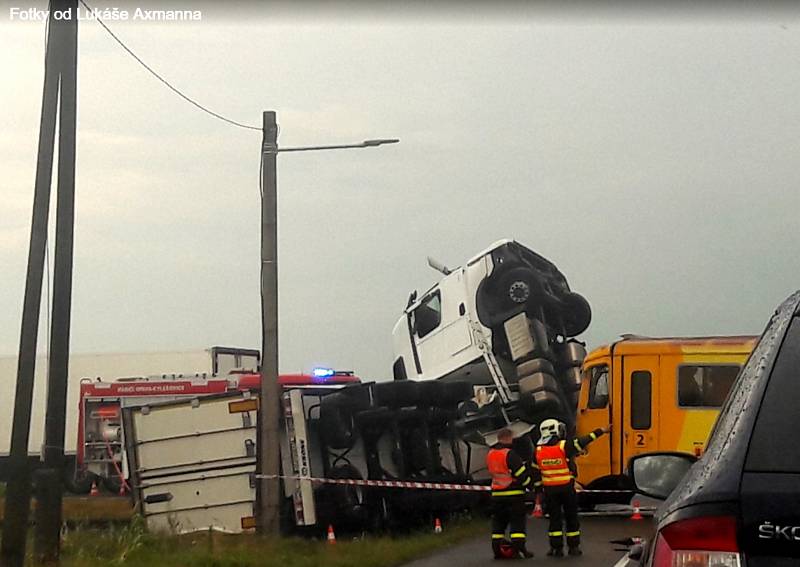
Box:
[535,440,573,487]
[487,446,532,496]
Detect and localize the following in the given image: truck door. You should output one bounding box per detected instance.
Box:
[410,273,476,380]
[576,363,612,485]
[622,356,659,466]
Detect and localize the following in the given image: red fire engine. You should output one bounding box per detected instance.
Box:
[73,368,360,494]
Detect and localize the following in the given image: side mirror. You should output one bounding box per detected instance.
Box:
[627,452,697,500]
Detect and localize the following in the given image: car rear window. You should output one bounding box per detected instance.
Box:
[745,316,800,472]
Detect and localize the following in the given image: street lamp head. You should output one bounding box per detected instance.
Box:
[362,138,400,147]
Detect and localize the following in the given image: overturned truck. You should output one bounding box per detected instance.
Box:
[391,238,591,432]
[119,239,592,534]
[302,239,592,530]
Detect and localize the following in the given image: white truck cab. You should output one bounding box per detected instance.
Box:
[392,239,591,427]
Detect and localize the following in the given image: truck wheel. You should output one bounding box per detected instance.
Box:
[374,381,420,408]
[516,357,555,378]
[559,340,587,367]
[339,384,372,411]
[562,366,583,392]
[518,372,559,396]
[432,381,473,407]
[100,474,123,495]
[562,292,592,336]
[519,390,563,416]
[329,464,367,524]
[320,394,356,450]
[64,468,96,495]
[495,267,540,308]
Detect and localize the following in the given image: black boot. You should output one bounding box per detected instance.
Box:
[512,540,534,558]
[492,540,503,559]
[547,547,564,557]
[568,546,582,556]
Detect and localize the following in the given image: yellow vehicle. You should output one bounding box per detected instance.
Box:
[575,334,756,495]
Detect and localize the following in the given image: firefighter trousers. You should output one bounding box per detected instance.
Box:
[490,496,528,554]
[544,485,580,550]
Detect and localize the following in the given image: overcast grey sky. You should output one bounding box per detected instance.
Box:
[2,2,799,381]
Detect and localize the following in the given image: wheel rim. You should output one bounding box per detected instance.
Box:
[508,281,530,303]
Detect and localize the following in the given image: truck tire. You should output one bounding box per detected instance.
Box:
[518,372,559,396]
[374,381,420,408]
[562,292,592,337]
[328,464,367,524]
[320,394,357,450]
[64,468,96,495]
[562,366,583,392]
[431,381,473,407]
[516,357,555,378]
[559,340,587,367]
[354,407,394,430]
[339,384,372,411]
[101,474,123,495]
[519,390,563,416]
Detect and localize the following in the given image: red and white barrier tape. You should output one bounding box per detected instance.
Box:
[257,474,489,492]
[255,474,634,494]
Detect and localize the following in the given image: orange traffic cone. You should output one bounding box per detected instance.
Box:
[327,524,337,544]
[532,494,544,518]
[434,518,443,534]
[630,500,643,521]
[90,481,100,497]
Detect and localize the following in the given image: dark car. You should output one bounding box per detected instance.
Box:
[618,290,800,566]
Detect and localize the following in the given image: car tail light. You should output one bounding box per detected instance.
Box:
[653,516,741,567]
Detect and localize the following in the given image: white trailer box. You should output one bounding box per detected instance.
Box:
[124,392,259,534]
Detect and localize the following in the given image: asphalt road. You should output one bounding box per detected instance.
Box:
[403,516,654,566]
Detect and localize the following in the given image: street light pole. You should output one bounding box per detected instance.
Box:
[256,111,397,534]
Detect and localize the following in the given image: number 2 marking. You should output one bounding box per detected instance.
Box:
[635,434,646,447]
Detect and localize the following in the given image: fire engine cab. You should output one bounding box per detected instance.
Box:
[73,369,359,494]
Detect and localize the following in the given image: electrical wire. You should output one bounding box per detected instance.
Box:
[78,0,260,132]
[44,1,52,380]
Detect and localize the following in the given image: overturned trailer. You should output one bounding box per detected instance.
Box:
[118,375,490,534]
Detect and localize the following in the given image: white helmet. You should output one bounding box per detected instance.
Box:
[538,419,565,444]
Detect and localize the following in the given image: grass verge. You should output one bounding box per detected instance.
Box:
[58,515,485,567]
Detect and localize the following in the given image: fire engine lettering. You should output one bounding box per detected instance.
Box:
[116,384,189,394]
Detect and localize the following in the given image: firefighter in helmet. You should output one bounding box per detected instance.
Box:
[486,428,535,559]
[534,418,610,557]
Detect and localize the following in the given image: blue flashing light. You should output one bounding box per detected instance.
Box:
[312,367,335,379]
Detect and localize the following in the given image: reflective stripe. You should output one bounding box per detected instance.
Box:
[521,477,531,487]
[492,534,505,540]
[491,489,525,496]
[542,474,573,484]
[589,432,598,441]
[513,465,526,477]
[549,531,563,537]
[541,469,571,477]
[510,533,526,539]
[573,439,582,452]
[566,531,580,537]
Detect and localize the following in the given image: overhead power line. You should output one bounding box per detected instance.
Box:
[79,0,260,132]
